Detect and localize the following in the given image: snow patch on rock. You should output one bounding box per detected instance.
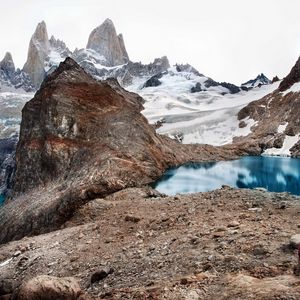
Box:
[263,134,300,156]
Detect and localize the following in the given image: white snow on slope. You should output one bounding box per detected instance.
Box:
[281,82,300,96]
[278,122,288,133]
[263,134,300,156]
[128,69,280,146]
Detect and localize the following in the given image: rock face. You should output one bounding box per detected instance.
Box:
[23,21,50,88]
[86,18,129,66]
[236,57,300,156]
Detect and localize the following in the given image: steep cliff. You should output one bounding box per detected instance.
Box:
[23,21,50,88]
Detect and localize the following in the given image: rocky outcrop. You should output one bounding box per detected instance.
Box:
[202,78,241,94]
[16,275,89,300]
[86,18,129,66]
[23,21,50,88]
[176,63,203,77]
[143,72,164,88]
[279,56,300,92]
[0,57,242,244]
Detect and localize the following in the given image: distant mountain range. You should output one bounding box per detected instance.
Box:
[0,19,272,93]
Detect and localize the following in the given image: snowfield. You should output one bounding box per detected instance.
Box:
[0,90,33,139]
[128,68,280,146]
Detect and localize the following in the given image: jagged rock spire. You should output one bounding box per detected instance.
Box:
[0,52,15,76]
[23,21,50,88]
[86,18,129,66]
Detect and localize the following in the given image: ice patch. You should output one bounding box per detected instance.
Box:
[278,123,288,134]
[263,134,300,156]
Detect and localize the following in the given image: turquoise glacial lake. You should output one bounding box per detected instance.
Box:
[0,194,5,205]
[153,156,300,196]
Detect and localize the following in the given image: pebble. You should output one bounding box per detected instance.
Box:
[228,221,240,228]
[13,251,21,257]
[290,234,300,248]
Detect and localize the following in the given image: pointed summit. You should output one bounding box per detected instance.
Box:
[86,19,129,66]
[241,73,271,89]
[23,21,50,88]
[0,52,15,76]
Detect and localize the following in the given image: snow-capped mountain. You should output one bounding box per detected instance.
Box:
[241,73,271,89]
[0,52,34,92]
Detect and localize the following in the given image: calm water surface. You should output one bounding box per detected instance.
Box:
[153,156,300,196]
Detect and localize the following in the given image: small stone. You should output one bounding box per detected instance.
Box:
[228,221,240,228]
[290,234,300,248]
[180,278,189,285]
[213,232,225,238]
[124,215,141,223]
[13,251,21,257]
[216,226,227,232]
[78,233,84,239]
[277,201,288,209]
[91,268,114,284]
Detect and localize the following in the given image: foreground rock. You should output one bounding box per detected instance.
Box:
[16,275,88,300]
[0,58,242,244]
[1,187,300,299]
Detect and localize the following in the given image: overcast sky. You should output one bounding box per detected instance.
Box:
[1,0,299,85]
